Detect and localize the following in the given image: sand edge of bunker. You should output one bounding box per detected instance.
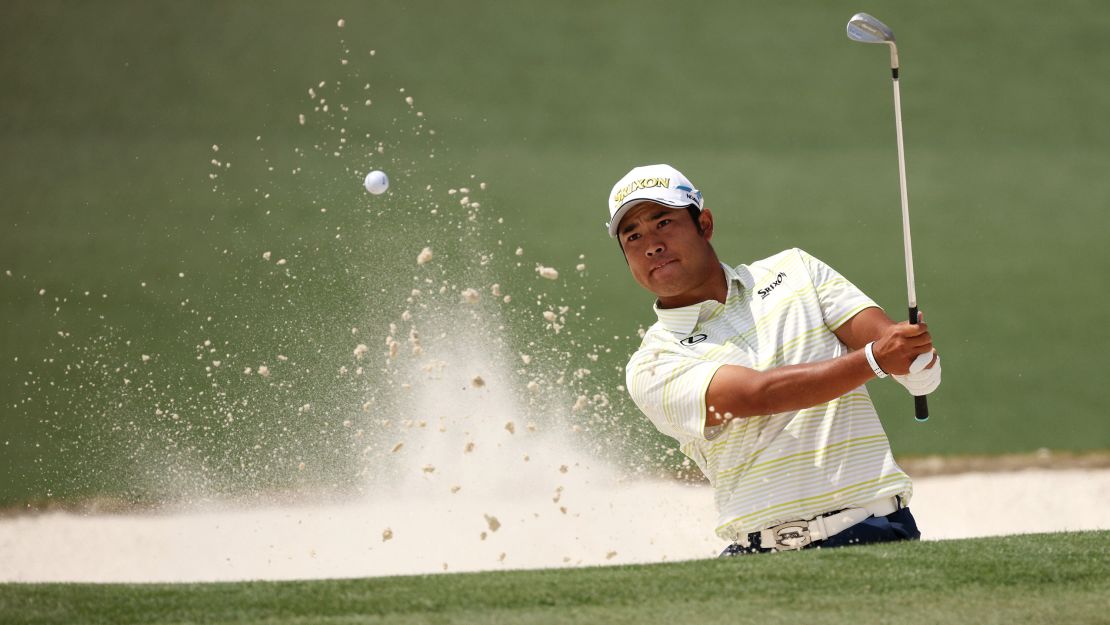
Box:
[896,448,1110,477]
[2,448,1108,517]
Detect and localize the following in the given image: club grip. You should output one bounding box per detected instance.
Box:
[909,306,930,422]
[914,395,929,421]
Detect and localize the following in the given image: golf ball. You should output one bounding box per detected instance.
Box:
[364,170,389,195]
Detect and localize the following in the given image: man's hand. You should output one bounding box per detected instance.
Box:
[887,311,941,394]
[871,320,934,375]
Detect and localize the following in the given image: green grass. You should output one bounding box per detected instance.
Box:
[1,532,1108,624]
[2,0,1110,505]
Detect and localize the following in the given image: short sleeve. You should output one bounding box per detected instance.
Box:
[795,248,880,331]
[626,344,724,442]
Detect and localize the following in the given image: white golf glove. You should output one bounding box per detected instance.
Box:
[892,351,941,396]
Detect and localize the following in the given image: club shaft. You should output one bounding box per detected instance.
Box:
[891,73,929,421]
[891,76,917,310]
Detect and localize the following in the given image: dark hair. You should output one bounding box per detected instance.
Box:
[685,205,704,234]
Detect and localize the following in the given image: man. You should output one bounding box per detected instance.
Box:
[609,164,941,554]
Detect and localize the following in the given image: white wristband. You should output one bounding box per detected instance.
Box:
[864,341,888,378]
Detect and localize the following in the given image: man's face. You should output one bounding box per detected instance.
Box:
[617,202,717,301]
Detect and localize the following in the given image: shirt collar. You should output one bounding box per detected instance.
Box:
[652,262,755,335]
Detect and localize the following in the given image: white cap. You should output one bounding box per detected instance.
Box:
[607,164,703,237]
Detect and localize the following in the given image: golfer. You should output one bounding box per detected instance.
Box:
[610,164,941,554]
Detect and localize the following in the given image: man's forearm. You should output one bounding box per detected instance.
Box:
[705,310,934,425]
[749,350,876,414]
[706,351,875,423]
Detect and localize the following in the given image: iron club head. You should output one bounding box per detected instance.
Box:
[847,13,895,44]
[847,13,900,69]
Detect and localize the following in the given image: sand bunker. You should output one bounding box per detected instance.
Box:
[1,468,1106,583]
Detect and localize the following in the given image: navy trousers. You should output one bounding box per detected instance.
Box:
[720,506,921,556]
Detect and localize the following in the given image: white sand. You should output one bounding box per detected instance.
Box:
[1,468,1106,583]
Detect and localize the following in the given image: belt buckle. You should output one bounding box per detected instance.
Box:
[766,520,813,551]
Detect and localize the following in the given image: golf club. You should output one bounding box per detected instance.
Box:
[846,12,930,422]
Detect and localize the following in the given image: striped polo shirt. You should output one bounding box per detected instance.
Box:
[626,248,912,542]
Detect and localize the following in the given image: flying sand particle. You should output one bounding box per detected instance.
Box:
[382,528,393,542]
[536,266,558,280]
[391,442,404,453]
[337,18,345,27]
[460,288,480,304]
[484,514,501,532]
[416,247,433,265]
[257,365,270,377]
[504,421,516,434]
[262,251,271,261]
[471,375,485,388]
[353,344,369,360]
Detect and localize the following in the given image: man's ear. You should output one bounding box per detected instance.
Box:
[699,208,714,240]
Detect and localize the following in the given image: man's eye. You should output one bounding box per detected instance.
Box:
[658,219,671,228]
[626,233,641,242]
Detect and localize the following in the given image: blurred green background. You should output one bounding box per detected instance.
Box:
[2,0,1108,506]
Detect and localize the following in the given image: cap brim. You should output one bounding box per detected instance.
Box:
[607,199,693,237]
